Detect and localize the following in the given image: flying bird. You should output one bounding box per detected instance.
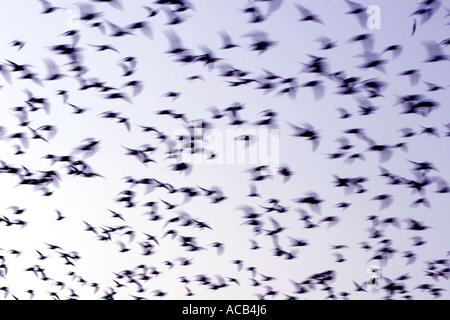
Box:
[242,30,277,55]
[294,3,324,24]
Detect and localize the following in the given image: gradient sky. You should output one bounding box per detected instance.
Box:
[0,0,449,300]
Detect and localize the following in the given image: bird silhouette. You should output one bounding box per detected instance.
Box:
[294,3,324,24]
[344,0,369,28]
[0,0,448,302]
[242,30,277,55]
[422,40,449,62]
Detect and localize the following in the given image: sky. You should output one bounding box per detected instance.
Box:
[0,0,449,300]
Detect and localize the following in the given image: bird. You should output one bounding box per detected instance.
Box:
[405,219,430,231]
[333,253,346,263]
[164,29,189,55]
[381,218,400,229]
[55,210,65,221]
[336,108,353,119]
[143,6,158,17]
[249,239,261,250]
[294,3,324,24]
[122,80,143,97]
[242,5,266,23]
[88,44,120,53]
[301,80,325,100]
[289,122,321,151]
[398,69,421,86]
[349,33,374,52]
[371,194,394,210]
[411,236,427,246]
[278,165,293,182]
[382,45,403,60]
[117,241,131,253]
[295,192,324,214]
[10,40,25,51]
[163,7,185,25]
[126,21,153,39]
[78,3,103,21]
[0,0,448,302]
[422,40,449,62]
[210,242,225,255]
[316,36,337,50]
[105,20,134,37]
[319,216,340,229]
[38,0,62,14]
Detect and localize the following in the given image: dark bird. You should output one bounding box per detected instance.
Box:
[295,192,324,214]
[371,194,394,210]
[105,20,134,37]
[92,0,123,10]
[344,0,369,28]
[103,92,132,104]
[333,253,346,263]
[163,7,185,25]
[403,251,417,265]
[278,165,293,182]
[122,80,143,97]
[349,33,374,52]
[0,64,12,84]
[38,0,62,14]
[164,30,189,55]
[405,219,430,231]
[302,80,325,100]
[336,107,352,119]
[410,1,441,34]
[381,217,400,229]
[410,236,426,246]
[36,250,47,260]
[218,30,240,49]
[294,3,324,24]
[365,139,394,163]
[60,29,80,46]
[195,45,223,68]
[10,40,25,51]
[210,242,225,255]
[78,3,103,21]
[7,206,26,215]
[242,30,277,55]
[117,241,131,253]
[126,21,153,39]
[316,36,337,50]
[89,44,120,53]
[143,6,158,17]
[289,122,321,151]
[424,81,445,92]
[247,183,261,198]
[382,45,403,60]
[264,217,286,242]
[249,239,261,250]
[55,210,65,221]
[357,52,388,73]
[398,69,421,86]
[423,40,449,62]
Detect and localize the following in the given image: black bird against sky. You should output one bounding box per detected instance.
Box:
[0,0,449,300]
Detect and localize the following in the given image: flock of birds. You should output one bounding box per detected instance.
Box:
[0,0,449,300]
